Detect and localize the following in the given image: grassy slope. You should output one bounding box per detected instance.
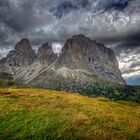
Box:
[0,88,140,140]
[0,72,14,87]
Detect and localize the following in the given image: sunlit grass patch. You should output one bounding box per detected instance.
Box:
[0,88,140,140]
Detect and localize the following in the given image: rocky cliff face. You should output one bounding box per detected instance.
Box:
[57,35,124,83]
[0,39,36,68]
[0,34,125,85]
[37,43,57,64]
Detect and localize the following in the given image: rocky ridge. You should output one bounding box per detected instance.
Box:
[0,35,125,87]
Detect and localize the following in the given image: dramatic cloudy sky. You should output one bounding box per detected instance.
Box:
[0,0,140,85]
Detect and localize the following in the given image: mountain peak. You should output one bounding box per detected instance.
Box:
[15,38,32,53]
[20,38,30,43]
[0,35,125,85]
[37,42,51,58]
[57,34,124,83]
[40,42,50,48]
[0,39,36,67]
[70,34,97,45]
[37,42,57,64]
[72,34,86,39]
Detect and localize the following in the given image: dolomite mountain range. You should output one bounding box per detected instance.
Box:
[0,34,125,87]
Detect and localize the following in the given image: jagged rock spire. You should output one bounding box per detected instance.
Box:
[37,42,57,64]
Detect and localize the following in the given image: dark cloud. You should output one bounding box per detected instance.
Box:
[0,0,55,47]
[130,61,140,69]
[50,0,91,18]
[103,0,130,11]
[111,32,140,56]
[0,0,36,32]
[0,0,139,47]
[0,0,140,84]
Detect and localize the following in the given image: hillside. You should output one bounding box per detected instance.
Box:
[0,72,14,87]
[0,88,140,140]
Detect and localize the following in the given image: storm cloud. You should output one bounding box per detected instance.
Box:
[0,0,140,84]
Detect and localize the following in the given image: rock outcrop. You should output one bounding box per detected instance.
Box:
[0,39,36,68]
[57,35,124,83]
[0,34,125,86]
[37,43,57,64]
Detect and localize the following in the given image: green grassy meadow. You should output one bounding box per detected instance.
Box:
[0,88,140,140]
